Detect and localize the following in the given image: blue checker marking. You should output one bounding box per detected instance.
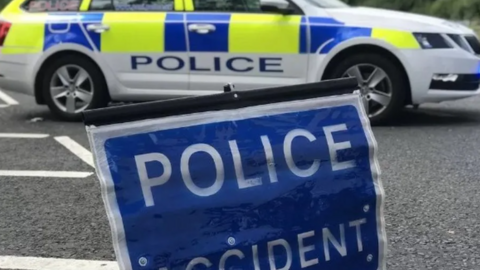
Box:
[44,22,93,51]
[299,16,308,54]
[165,12,183,21]
[165,13,187,52]
[186,13,231,22]
[80,13,103,51]
[308,16,345,25]
[319,27,371,54]
[186,13,230,52]
[44,13,103,51]
[318,27,372,54]
[309,24,372,54]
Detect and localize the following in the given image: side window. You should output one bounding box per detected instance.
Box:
[89,0,113,10]
[22,0,80,12]
[89,0,174,11]
[193,0,261,12]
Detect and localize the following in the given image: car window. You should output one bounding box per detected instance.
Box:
[22,0,81,12]
[89,0,174,11]
[89,0,112,10]
[305,0,349,8]
[192,0,262,12]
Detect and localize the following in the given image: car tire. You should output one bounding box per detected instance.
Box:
[327,53,407,125]
[42,55,110,122]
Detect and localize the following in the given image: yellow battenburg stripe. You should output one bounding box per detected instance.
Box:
[3,13,47,54]
[184,0,194,11]
[174,0,184,10]
[229,14,302,54]
[101,12,166,53]
[79,0,92,11]
[371,28,420,49]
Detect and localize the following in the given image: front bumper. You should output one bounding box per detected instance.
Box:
[402,48,480,104]
[429,74,480,91]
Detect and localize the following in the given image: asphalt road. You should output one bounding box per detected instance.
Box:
[1,89,480,270]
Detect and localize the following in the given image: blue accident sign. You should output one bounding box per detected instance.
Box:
[86,94,386,270]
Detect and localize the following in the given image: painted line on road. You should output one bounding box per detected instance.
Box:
[0,255,118,270]
[0,90,18,105]
[0,133,49,138]
[54,136,94,168]
[0,170,93,178]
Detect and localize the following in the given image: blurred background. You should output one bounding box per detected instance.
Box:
[0,0,476,33]
[344,0,480,33]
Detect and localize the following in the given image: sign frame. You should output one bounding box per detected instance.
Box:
[83,78,358,126]
[83,78,386,270]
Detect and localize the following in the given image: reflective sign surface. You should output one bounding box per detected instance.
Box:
[87,94,385,270]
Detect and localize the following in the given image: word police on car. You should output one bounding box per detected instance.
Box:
[131,56,284,73]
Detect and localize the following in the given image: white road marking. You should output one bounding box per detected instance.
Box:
[0,170,92,178]
[0,133,49,138]
[54,136,94,168]
[0,255,118,270]
[0,90,18,105]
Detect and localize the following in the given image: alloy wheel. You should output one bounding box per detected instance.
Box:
[342,64,393,118]
[49,65,94,114]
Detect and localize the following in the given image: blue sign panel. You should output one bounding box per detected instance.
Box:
[87,94,386,270]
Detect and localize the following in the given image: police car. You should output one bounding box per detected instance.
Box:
[0,0,479,124]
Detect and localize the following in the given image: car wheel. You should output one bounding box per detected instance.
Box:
[42,55,109,121]
[328,53,407,125]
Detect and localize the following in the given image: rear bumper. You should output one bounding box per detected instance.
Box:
[0,54,35,96]
[0,76,32,95]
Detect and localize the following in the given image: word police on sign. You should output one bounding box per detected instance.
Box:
[83,80,386,270]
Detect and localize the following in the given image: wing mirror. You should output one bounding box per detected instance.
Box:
[261,0,294,15]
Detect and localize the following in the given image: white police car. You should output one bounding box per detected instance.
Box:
[0,0,479,124]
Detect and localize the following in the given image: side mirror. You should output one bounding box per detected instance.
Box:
[261,0,294,15]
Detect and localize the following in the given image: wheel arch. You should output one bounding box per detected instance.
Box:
[34,49,110,105]
[320,41,413,105]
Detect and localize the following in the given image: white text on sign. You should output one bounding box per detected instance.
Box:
[156,218,368,270]
[135,124,356,207]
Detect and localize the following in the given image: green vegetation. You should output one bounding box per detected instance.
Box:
[344,0,480,20]
[0,0,8,10]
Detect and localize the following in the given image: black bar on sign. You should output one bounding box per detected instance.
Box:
[82,78,358,126]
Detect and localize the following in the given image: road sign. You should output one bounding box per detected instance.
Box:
[84,79,385,270]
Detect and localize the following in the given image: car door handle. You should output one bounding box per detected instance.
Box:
[188,24,216,34]
[86,24,110,33]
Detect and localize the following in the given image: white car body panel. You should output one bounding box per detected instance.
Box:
[0,0,479,108]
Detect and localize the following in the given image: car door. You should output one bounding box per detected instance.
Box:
[184,0,308,91]
[83,0,189,95]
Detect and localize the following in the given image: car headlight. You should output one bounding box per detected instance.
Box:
[413,33,452,49]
